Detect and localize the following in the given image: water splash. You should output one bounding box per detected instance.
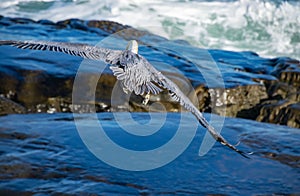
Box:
[0,0,299,59]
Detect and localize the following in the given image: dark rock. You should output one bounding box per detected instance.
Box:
[200,57,300,128]
[257,101,300,128]
[254,58,300,128]
[0,16,299,128]
[0,69,193,114]
[263,152,300,168]
[194,84,210,112]
[0,96,26,115]
[87,20,131,34]
[208,84,268,118]
[271,58,300,87]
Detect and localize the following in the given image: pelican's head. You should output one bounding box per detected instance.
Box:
[126,40,139,54]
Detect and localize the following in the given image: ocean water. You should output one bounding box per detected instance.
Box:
[0,0,299,60]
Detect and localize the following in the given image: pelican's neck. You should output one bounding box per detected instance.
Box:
[126,40,139,54]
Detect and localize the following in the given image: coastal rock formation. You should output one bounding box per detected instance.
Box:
[0,16,299,128]
[0,96,26,115]
[256,59,300,128]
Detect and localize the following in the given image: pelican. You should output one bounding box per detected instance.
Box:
[0,39,250,158]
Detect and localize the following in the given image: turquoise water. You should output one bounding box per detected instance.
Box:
[0,0,299,60]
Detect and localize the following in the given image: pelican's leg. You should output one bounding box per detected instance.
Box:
[122,87,130,94]
[142,92,150,105]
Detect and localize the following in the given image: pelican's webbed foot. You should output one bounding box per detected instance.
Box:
[142,92,150,105]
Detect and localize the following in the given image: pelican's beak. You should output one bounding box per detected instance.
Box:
[126,40,139,54]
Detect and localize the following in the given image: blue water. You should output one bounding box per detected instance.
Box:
[0,113,299,195]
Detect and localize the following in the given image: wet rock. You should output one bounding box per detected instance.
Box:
[199,57,300,128]
[265,80,298,100]
[257,101,300,128]
[271,58,300,87]
[263,152,300,168]
[0,69,193,114]
[208,84,268,118]
[0,16,299,128]
[254,58,300,128]
[0,96,26,115]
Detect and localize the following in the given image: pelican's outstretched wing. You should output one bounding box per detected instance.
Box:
[157,73,250,158]
[118,53,250,158]
[0,40,122,63]
[0,39,250,157]
[0,39,161,96]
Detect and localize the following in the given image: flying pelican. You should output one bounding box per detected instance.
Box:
[0,39,250,158]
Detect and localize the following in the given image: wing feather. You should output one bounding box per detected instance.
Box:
[109,51,163,95]
[0,40,122,62]
[121,55,251,157]
[153,72,250,158]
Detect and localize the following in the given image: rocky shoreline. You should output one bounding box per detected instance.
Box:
[0,16,299,128]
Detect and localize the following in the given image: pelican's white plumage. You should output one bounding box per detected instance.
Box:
[0,39,250,158]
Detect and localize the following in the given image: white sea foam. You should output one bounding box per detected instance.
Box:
[0,0,299,59]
